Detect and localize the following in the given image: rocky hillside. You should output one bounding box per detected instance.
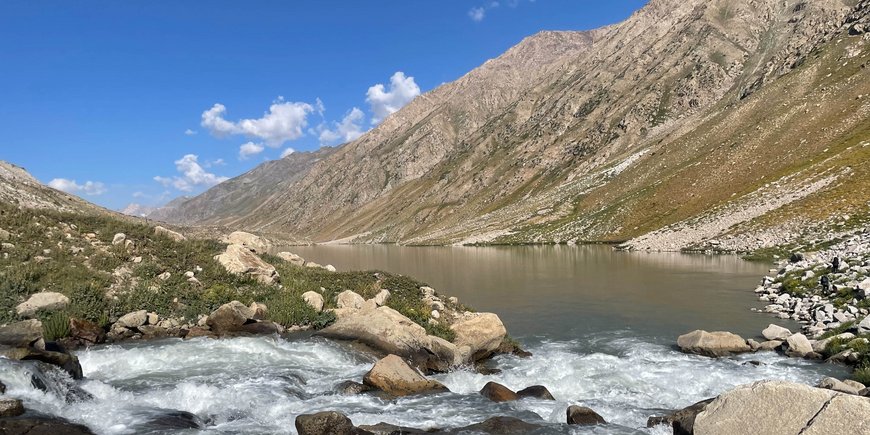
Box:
[0,161,111,216]
[156,0,870,251]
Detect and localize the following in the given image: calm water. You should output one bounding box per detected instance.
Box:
[286,244,795,342]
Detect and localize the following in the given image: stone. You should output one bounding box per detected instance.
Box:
[479,381,518,402]
[0,416,95,435]
[761,324,791,341]
[452,417,541,434]
[69,318,106,346]
[154,226,186,242]
[0,228,9,241]
[295,411,358,435]
[358,423,429,434]
[158,271,171,281]
[139,411,204,432]
[818,377,861,395]
[450,313,507,362]
[813,333,855,353]
[420,286,435,298]
[146,312,159,325]
[117,310,148,329]
[370,289,390,307]
[214,244,279,285]
[112,233,126,245]
[249,302,268,320]
[362,354,449,397]
[858,315,870,334]
[647,398,712,434]
[15,292,70,317]
[785,333,813,357]
[566,405,606,426]
[224,231,271,253]
[324,264,337,272]
[319,306,460,371]
[334,380,373,395]
[206,301,255,334]
[302,291,325,312]
[843,380,865,391]
[676,330,751,357]
[516,385,555,400]
[336,290,366,310]
[0,398,24,417]
[277,251,306,266]
[0,319,44,348]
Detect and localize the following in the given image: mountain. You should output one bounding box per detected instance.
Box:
[0,161,111,216]
[155,0,870,251]
[120,203,157,218]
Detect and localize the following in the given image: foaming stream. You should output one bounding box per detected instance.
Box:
[0,333,849,434]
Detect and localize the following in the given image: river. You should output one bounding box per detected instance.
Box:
[0,245,848,434]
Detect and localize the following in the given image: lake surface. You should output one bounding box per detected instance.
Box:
[1,245,849,434]
[287,244,797,342]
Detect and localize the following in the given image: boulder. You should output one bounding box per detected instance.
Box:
[206,301,255,334]
[450,313,507,362]
[676,330,751,357]
[785,333,813,357]
[68,318,106,346]
[154,226,186,242]
[214,244,278,285]
[277,251,305,266]
[15,292,70,317]
[362,354,449,397]
[334,380,373,395]
[224,231,271,253]
[479,381,518,402]
[138,411,204,432]
[112,233,126,245]
[370,289,390,307]
[450,417,541,434]
[757,340,783,351]
[0,319,44,348]
[567,405,606,426]
[694,380,870,434]
[358,423,429,434]
[516,385,555,400]
[295,412,362,435]
[646,398,712,435]
[319,306,460,371]
[817,377,861,395]
[812,333,855,353]
[116,310,148,329]
[858,315,870,334]
[761,324,792,341]
[336,290,366,309]
[2,345,83,380]
[0,398,24,417]
[0,416,95,435]
[0,228,9,241]
[302,291,325,312]
[249,302,268,320]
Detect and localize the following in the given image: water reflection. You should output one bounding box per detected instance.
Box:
[283,245,790,344]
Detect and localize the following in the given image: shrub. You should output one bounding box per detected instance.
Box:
[40,311,71,341]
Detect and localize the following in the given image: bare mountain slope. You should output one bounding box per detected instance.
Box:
[0,161,112,216]
[157,0,870,251]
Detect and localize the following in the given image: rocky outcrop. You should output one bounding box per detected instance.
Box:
[676,330,751,357]
[223,231,271,253]
[318,306,460,371]
[362,354,448,397]
[213,244,278,285]
[154,225,186,242]
[15,292,70,317]
[693,380,870,435]
[566,405,606,426]
[450,313,507,362]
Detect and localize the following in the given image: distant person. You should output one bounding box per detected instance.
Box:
[831,256,841,273]
[820,275,830,293]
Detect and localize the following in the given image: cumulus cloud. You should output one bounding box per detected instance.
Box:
[318,107,366,145]
[48,178,107,196]
[468,7,486,21]
[238,142,265,160]
[366,72,421,125]
[201,98,314,146]
[184,129,197,136]
[202,158,225,168]
[280,148,296,158]
[154,154,229,192]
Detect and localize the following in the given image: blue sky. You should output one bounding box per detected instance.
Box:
[0,0,647,210]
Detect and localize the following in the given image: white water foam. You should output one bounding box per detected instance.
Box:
[0,333,848,434]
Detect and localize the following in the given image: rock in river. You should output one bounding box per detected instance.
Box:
[676,330,751,357]
[479,381,518,402]
[295,411,360,435]
[362,354,449,397]
[567,405,607,426]
[761,324,791,341]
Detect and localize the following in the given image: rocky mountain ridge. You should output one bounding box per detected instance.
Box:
[152,0,870,250]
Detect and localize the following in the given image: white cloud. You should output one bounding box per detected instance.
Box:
[154,154,229,192]
[239,142,265,160]
[48,178,107,196]
[184,129,197,136]
[280,148,296,158]
[201,98,314,147]
[366,72,421,125]
[318,107,366,145]
[203,158,226,168]
[469,7,486,21]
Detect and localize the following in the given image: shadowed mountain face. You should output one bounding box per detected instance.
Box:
[154,0,870,250]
